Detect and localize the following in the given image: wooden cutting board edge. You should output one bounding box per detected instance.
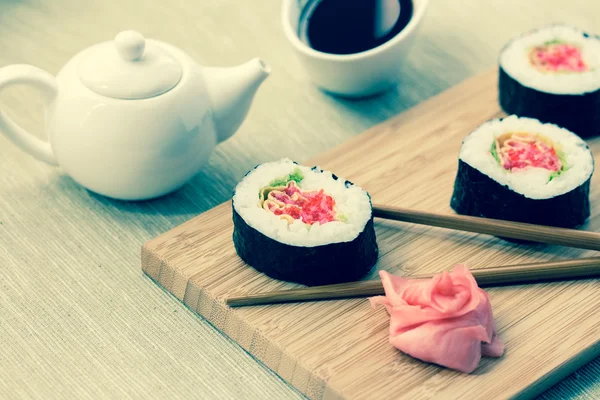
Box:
[141,243,339,399]
[513,340,600,399]
[141,245,600,400]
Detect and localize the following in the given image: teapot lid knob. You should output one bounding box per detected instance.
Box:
[78,29,182,99]
[115,30,146,61]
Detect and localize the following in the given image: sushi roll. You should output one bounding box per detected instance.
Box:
[232,159,378,286]
[499,25,600,138]
[450,116,594,228]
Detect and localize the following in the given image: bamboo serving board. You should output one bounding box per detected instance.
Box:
[141,70,600,400]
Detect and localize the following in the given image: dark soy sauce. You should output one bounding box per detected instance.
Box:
[298,0,413,55]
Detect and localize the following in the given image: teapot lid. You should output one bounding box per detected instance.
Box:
[78,30,182,100]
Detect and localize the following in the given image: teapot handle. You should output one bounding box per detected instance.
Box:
[0,65,58,165]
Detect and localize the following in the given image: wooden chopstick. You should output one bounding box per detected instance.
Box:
[226,257,600,307]
[372,204,600,251]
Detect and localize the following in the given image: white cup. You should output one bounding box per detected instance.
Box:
[282,0,429,98]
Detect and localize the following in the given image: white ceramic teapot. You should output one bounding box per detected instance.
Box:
[0,30,270,200]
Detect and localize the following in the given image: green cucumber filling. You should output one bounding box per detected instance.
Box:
[267,167,304,188]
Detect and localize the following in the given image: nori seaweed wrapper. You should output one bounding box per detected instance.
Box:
[450,159,591,228]
[232,169,378,286]
[498,65,600,139]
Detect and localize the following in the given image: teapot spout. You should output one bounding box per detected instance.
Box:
[205,58,270,143]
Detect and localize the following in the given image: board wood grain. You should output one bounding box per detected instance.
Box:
[141,70,600,400]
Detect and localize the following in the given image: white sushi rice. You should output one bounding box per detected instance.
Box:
[233,159,372,247]
[500,25,600,94]
[460,116,593,200]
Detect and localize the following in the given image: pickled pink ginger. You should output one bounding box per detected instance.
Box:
[369,264,504,373]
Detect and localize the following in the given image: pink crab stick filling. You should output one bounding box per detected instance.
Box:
[496,132,562,172]
[262,181,337,225]
[529,42,588,73]
[370,264,504,373]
